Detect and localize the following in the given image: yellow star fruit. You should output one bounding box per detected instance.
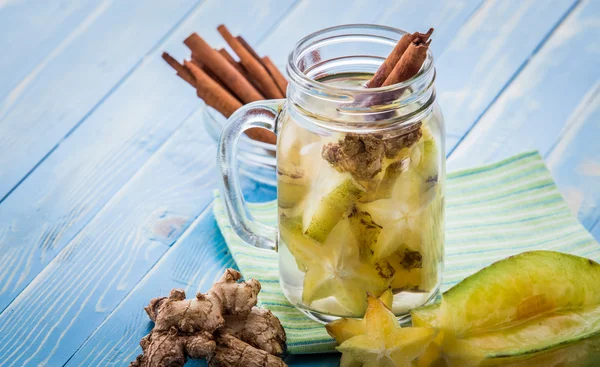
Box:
[302,219,389,316]
[326,289,394,344]
[327,294,435,367]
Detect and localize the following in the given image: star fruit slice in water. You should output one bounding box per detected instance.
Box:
[302,219,389,316]
[329,294,435,367]
[411,251,600,363]
[302,164,365,243]
[279,214,322,271]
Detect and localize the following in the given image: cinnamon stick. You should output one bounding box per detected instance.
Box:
[196,60,239,103]
[184,33,264,103]
[162,52,195,87]
[367,28,433,88]
[217,25,284,99]
[185,61,276,145]
[218,48,264,96]
[236,36,286,96]
[236,36,263,63]
[185,60,242,117]
[382,39,431,87]
[261,56,288,96]
[218,48,247,77]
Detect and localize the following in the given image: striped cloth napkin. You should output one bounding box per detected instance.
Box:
[213,151,600,354]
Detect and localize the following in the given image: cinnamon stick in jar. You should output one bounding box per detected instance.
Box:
[217,25,284,99]
[184,33,265,103]
[382,38,431,86]
[367,28,433,88]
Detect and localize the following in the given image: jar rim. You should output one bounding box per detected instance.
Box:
[286,24,435,96]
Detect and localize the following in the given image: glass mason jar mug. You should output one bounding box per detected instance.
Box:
[219,25,445,323]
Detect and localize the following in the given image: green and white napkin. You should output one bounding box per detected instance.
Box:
[213,151,599,354]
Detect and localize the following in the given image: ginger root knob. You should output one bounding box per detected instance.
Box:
[130,269,287,367]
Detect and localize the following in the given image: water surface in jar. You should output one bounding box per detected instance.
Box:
[276,73,444,320]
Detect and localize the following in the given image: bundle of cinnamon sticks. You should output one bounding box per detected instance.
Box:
[162,26,433,146]
[163,25,287,145]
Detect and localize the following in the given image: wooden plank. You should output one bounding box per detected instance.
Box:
[0,0,199,314]
[592,221,600,243]
[63,209,234,366]
[0,0,200,201]
[0,0,292,343]
[257,0,395,65]
[0,0,103,101]
[440,0,577,153]
[257,0,483,65]
[546,82,600,238]
[375,0,484,56]
[285,354,340,366]
[449,0,600,169]
[0,105,280,366]
[65,208,339,366]
[0,113,215,367]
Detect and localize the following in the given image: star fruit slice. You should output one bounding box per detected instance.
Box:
[331,294,435,367]
[302,219,388,316]
[278,214,322,271]
[325,288,394,344]
[302,164,365,243]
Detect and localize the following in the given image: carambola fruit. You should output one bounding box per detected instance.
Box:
[278,168,309,209]
[325,288,394,344]
[278,214,321,271]
[302,220,388,316]
[412,126,439,182]
[302,171,365,243]
[329,294,436,367]
[411,251,600,364]
[348,208,382,261]
[373,157,410,200]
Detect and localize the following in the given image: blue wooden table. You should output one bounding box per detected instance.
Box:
[0,0,598,366]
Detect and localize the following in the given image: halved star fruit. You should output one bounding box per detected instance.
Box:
[411,251,600,363]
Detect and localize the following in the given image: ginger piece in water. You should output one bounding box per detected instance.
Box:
[130,269,287,367]
[383,125,423,159]
[321,127,423,183]
[322,134,385,181]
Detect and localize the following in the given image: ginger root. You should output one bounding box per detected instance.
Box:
[322,128,422,181]
[130,269,287,367]
[322,134,385,180]
[209,333,287,367]
[383,124,422,158]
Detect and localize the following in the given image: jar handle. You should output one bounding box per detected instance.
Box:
[218,99,284,251]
